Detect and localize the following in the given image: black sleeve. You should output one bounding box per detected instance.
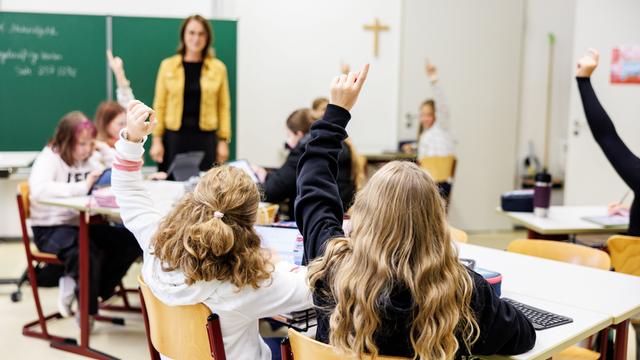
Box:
[295,104,348,264]
[262,147,302,204]
[469,271,536,355]
[577,77,640,191]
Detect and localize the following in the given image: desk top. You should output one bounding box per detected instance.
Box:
[363,152,417,162]
[0,151,39,169]
[459,243,640,324]
[485,292,611,360]
[498,206,628,235]
[38,180,186,218]
[39,181,275,221]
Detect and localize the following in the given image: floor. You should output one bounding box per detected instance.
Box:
[0,230,637,359]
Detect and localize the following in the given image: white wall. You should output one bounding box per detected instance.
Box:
[1,0,216,18]
[399,0,525,231]
[564,0,640,206]
[221,0,401,165]
[517,0,575,180]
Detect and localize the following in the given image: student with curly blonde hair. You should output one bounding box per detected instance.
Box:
[296,64,536,359]
[111,100,312,360]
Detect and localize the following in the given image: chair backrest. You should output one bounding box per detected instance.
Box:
[286,328,409,360]
[507,239,611,270]
[607,235,640,276]
[137,275,226,360]
[17,181,30,219]
[257,203,279,225]
[450,226,468,243]
[418,156,456,183]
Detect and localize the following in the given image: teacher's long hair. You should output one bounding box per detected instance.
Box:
[177,14,214,59]
[308,161,479,359]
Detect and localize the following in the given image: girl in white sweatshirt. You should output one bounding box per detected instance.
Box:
[29,111,141,318]
[111,100,312,360]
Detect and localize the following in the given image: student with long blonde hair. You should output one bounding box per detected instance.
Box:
[296,65,536,358]
[111,100,312,360]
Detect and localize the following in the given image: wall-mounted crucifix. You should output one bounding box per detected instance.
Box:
[363,18,389,57]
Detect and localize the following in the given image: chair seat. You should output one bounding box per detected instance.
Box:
[555,345,600,360]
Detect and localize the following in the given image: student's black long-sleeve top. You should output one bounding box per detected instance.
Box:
[262,135,310,219]
[263,135,355,220]
[577,77,639,235]
[295,104,536,358]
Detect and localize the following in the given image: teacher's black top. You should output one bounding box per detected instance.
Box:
[182,61,203,130]
[577,77,639,235]
[295,104,536,358]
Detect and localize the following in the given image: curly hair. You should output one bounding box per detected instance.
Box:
[151,165,272,288]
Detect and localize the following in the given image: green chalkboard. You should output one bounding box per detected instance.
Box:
[0,12,106,151]
[111,16,237,160]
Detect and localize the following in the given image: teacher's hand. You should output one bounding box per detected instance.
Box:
[217,141,229,164]
[150,137,164,163]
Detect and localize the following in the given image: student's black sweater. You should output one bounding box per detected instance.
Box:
[577,77,639,235]
[295,104,536,358]
[263,135,355,219]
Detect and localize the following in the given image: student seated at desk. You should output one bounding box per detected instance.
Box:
[576,48,640,236]
[29,112,141,320]
[296,64,536,358]
[111,100,312,360]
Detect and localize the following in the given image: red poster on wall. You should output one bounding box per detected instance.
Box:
[611,45,640,84]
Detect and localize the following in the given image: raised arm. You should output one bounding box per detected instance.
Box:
[295,64,369,264]
[107,51,135,108]
[111,100,162,250]
[576,49,640,189]
[426,60,450,122]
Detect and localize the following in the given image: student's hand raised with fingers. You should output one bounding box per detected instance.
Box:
[330,64,369,112]
[576,48,599,78]
[125,100,156,143]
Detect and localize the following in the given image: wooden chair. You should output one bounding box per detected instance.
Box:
[507,239,609,360]
[17,182,134,342]
[257,203,279,225]
[507,239,611,270]
[418,155,457,184]
[607,235,640,276]
[450,226,468,243]
[281,328,409,360]
[137,275,226,360]
[16,181,76,343]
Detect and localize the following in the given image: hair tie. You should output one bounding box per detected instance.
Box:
[214,211,224,219]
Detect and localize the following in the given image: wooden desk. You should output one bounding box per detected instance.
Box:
[459,243,640,360]
[497,206,627,238]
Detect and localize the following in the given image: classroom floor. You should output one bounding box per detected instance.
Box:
[0,231,638,359]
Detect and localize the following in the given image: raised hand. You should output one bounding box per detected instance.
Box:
[125,100,156,142]
[576,48,599,78]
[107,50,129,87]
[330,64,370,111]
[425,59,438,82]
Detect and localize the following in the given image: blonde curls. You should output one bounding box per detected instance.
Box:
[308,161,479,359]
[152,166,272,288]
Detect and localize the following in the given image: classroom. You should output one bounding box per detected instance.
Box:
[1,0,640,359]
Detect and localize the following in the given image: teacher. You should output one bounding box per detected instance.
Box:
[150,14,231,173]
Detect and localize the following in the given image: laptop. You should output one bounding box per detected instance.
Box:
[228,159,261,183]
[167,151,205,182]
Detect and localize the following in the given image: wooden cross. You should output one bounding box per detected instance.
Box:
[363,18,389,57]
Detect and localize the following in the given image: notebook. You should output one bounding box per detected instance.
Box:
[582,214,629,227]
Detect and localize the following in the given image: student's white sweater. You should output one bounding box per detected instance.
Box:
[29,146,104,227]
[111,134,312,360]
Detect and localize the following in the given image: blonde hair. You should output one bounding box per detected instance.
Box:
[344,138,366,191]
[152,166,272,288]
[308,161,479,359]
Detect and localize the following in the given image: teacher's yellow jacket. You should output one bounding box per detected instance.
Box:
[152,54,231,140]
